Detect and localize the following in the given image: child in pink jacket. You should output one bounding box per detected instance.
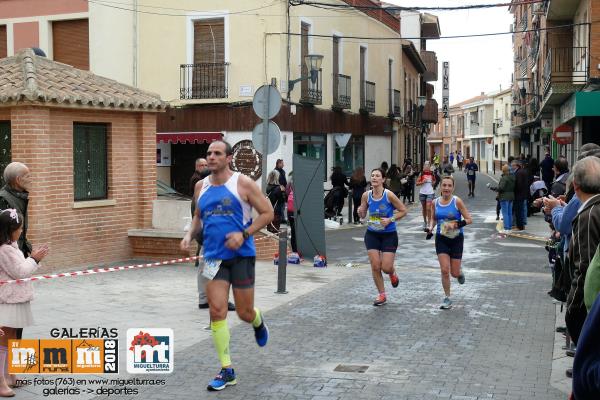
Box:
[0,209,48,396]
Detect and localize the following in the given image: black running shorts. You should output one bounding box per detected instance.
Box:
[435,234,464,259]
[364,230,398,253]
[213,256,256,289]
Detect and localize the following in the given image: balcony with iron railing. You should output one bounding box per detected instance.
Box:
[392,89,401,117]
[405,100,415,126]
[519,58,528,78]
[543,47,588,96]
[520,13,528,31]
[180,62,229,99]
[300,69,323,105]
[422,99,438,123]
[469,120,479,137]
[332,74,351,110]
[421,50,438,82]
[360,80,376,114]
[528,31,540,68]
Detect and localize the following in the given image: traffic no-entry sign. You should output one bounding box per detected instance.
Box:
[553,124,574,145]
[252,85,281,120]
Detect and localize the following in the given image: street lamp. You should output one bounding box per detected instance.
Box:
[288,54,324,91]
[417,95,427,110]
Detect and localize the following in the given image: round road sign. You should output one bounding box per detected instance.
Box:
[252,85,282,120]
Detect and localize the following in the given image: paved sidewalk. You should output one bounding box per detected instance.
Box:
[14,259,364,399]
[482,171,572,396]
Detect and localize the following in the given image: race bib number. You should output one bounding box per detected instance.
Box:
[467,169,475,176]
[202,259,222,280]
[440,221,460,239]
[368,216,384,231]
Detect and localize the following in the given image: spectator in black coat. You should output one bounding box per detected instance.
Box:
[512,160,530,230]
[540,150,555,190]
[330,166,349,216]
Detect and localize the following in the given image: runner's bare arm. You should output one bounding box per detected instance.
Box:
[357,191,369,219]
[180,179,204,250]
[456,197,473,225]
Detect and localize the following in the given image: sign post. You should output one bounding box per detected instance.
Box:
[442,62,449,119]
[252,80,282,192]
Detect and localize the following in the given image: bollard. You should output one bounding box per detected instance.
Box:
[276,225,288,294]
[347,191,353,225]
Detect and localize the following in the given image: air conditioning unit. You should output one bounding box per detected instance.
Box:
[532,3,544,15]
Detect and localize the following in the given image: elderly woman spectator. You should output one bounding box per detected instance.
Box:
[550,156,570,197]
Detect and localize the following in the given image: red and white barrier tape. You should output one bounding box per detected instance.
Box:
[0,256,202,286]
[0,233,282,286]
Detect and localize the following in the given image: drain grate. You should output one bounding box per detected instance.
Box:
[334,364,369,373]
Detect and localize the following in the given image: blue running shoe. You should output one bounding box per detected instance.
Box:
[440,297,453,310]
[207,368,236,391]
[254,319,269,347]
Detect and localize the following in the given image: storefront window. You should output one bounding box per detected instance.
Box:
[294,134,327,181]
[334,135,364,176]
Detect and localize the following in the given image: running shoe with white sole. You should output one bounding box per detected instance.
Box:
[207,368,236,391]
[373,293,387,306]
[440,297,453,310]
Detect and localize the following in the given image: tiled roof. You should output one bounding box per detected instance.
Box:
[0,48,167,111]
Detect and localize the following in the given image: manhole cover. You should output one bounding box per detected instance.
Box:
[334,364,369,373]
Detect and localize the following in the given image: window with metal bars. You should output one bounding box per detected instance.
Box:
[73,123,108,201]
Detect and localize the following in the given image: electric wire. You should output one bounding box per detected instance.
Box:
[290,0,545,12]
[86,0,281,17]
[266,22,591,42]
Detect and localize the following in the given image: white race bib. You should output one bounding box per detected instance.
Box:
[202,259,222,280]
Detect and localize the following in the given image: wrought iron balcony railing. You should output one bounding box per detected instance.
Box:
[333,74,351,110]
[300,69,323,105]
[393,89,401,116]
[360,80,375,113]
[519,58,528,78]
[543,47,589,96]
[180,63,229,99]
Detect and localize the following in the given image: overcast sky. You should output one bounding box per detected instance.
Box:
[389,0,515,105]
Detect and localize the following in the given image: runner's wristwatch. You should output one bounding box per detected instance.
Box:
[242,230,250,240]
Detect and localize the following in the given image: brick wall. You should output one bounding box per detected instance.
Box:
[7,106,158,271]
[591,0,600,80]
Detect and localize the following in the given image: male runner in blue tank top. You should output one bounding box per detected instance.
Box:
[181,140,274,391]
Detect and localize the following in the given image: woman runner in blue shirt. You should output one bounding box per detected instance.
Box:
[427,175,472,309]
[358,168,407,306]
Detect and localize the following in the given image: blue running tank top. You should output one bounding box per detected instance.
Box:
[198,172,256,260]
[434,196,464,237]
[367,189,396,233]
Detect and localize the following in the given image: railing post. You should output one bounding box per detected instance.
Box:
[276,226,288,294]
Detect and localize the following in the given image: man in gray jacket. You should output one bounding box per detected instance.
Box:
[565,156,600,345]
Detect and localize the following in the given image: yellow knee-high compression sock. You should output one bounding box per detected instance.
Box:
[251,308,262,328]
[210,320,231,367]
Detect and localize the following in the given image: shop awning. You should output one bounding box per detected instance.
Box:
[156,132,222,144]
